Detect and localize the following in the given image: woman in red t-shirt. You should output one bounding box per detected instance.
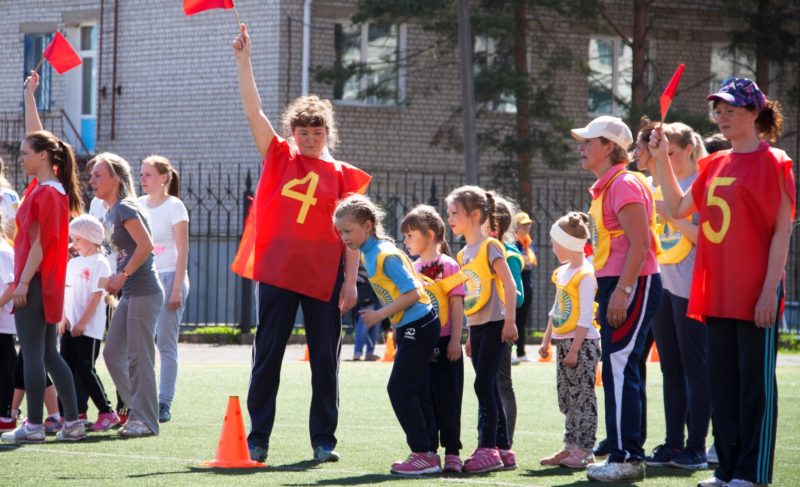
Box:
[652,78,795,487]
[1,72,84,444]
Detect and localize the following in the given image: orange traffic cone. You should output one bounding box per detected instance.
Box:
[595,362,603,387]
[648,343,660,362]
[538,345,553,363]
[381,331,395,362]
[299,344,309,362]
[201,396,267,469]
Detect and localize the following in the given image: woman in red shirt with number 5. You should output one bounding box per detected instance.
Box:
[231,23,371,465]
[652,78,795,487]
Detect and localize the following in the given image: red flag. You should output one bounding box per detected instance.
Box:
[183,0,235,15]
[42,32,82,74]
[660,64,685,121]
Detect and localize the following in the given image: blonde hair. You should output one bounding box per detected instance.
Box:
[334,194,388,239]
[664,122,708,166]
[142,155,180,198]
[281,95,338,151]
[445,185,497,236]
[400,204,450,256]
[88,152,137,202]
[555,211,590,239]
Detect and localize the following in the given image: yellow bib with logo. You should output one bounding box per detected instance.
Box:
[418,271,468,328]
[588,170,661,271]
[362,246,431,325]
[456,238,506,316]
[550,265,600,334]
[651,184,693,265]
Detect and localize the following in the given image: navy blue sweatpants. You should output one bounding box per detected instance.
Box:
[247,267,343,451]
[597,274,662,463]
[387,311,440,452]
[470,320,511,450]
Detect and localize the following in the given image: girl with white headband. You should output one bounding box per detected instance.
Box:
[539,211,601,469]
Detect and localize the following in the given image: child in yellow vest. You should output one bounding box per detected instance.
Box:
[401,204,467,473]
[539,212,601,469]
[446,186,518,473]
[334,195,441,476]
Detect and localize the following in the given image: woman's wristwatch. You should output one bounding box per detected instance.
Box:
[616,284,633,295]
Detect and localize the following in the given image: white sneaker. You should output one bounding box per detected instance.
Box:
[586,460,645,482]
[119,420,155,438]
[707,444,718,464]
[726,480,769,487]
[518,355,533,363]
[56,421,86,441]
[511,356,520,366]
[1,423,45,444]
[697,477,726,487]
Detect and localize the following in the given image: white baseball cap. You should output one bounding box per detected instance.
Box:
[571,116,633,149]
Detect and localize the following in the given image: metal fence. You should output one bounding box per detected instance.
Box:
[176,166,799,333]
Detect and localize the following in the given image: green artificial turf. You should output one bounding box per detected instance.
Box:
[2,349,798,486]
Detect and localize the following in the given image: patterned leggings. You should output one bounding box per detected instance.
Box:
[555,337,601,450]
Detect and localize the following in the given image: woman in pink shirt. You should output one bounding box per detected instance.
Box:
[571,116,663,483]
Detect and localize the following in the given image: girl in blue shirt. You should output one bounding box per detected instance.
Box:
[334,194,441,476]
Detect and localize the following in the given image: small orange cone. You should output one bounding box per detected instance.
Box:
[381,331,395,362]
[595,362,603,387]
[648,343,660,362]
[538,345,553,363]
[201,396,266,469]
[300,344,309,362]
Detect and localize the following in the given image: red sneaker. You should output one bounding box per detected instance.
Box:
[117,409,128,427]
[0,417,16,433]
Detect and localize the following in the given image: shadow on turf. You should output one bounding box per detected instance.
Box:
[521,465,697,486]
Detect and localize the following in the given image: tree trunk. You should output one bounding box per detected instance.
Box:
[513,0,532,213]
[630,0,648,126]
[755,0,770,92]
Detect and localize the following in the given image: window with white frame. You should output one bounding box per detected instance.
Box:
[474,35,516,114]
[333,22,404,106]
[709,43,756,93]
[587,37,632,116]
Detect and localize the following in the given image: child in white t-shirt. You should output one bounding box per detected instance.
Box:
[59,215,119,432]
[0,234,16,431]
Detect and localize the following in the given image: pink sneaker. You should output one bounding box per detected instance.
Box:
[463,448,503,473]
[559,448,594,469]
[540,449,571,466]
[390,452,442,475]
[443,454,462,473]
[91,411,121,432]
[499,449,517,470]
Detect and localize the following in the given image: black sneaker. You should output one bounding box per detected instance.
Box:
[249,443,268,463]
[669,449,708,470]
[158,403,171,423]
[593,438,611,459]
[645,444,684,467]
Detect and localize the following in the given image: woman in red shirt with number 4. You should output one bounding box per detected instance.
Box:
[652,78,795,487]
[231,23,371,465]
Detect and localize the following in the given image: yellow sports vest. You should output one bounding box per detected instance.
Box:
[588,170,661,271]
[651,184,693,265]
[362,246,431,325]
[456,238,506,316]
[418,271,469,328]
[550,266,600,334]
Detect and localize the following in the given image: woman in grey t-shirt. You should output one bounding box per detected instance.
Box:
[89,152,164,437]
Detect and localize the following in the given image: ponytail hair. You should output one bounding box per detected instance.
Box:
[445,185,497,238]
[664,122,708,167]
[24,131,83,216]
[755,99,784,144]
[489,191,518,243]
[142,155,180,198]
[400,204,451,256]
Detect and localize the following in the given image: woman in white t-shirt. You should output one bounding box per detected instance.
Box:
[138,155,189,424]
[0,157,19,240]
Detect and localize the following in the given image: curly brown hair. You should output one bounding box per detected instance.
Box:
[281,95,338,150]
